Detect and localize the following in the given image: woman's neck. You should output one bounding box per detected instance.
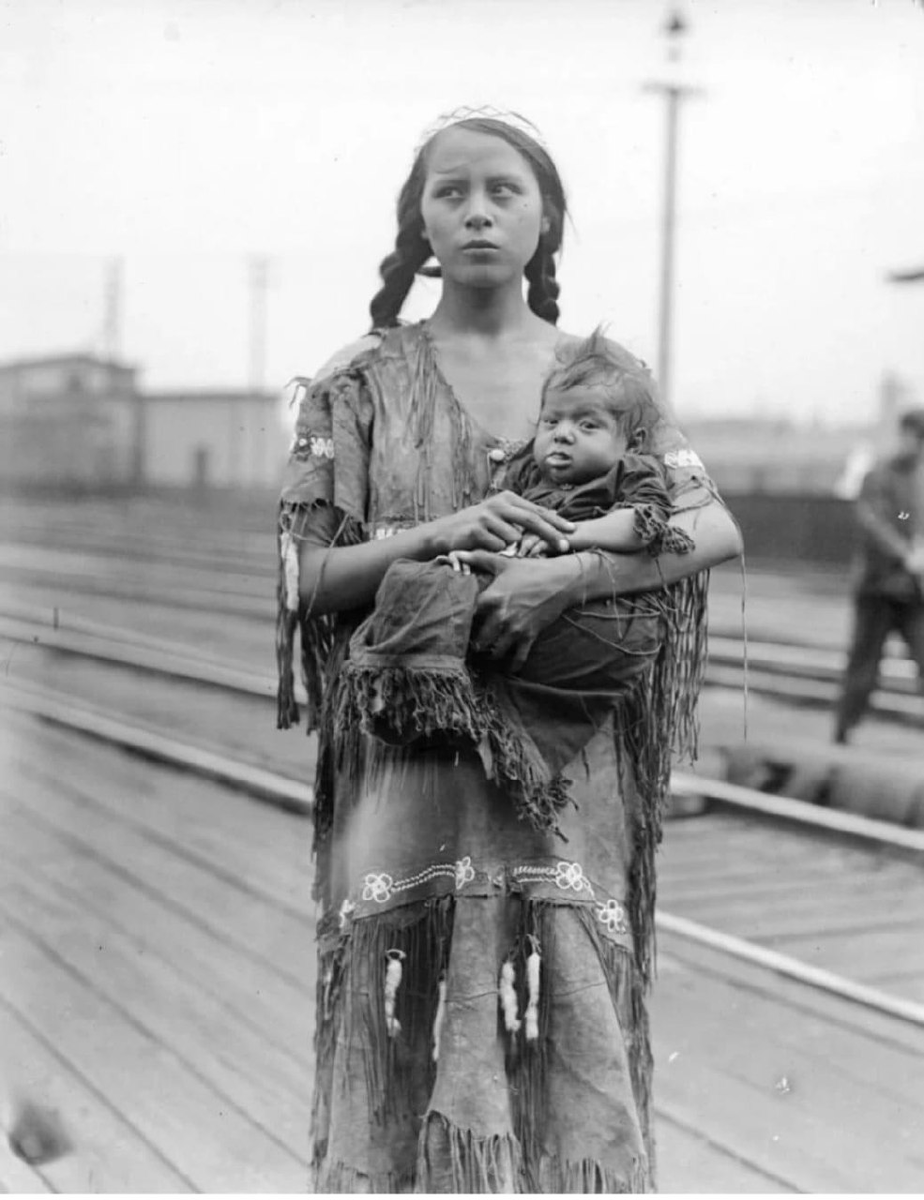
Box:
[427,278,541,341]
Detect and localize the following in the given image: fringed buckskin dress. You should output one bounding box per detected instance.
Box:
[275,323,715,1194]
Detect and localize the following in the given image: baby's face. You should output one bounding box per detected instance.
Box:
[533,386,629,485]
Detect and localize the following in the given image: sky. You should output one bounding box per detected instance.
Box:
[1,0,924,426]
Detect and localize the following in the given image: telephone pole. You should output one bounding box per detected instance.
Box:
[644,9,699,410]
[248,255,269,393]
[102,257,123,362]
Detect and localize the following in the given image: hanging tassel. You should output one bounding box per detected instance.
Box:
[524,937,541,1042]
[432,972,448,1062]
[384,949,406,1038]
[498,958,521,1035]
[280,528,300,612]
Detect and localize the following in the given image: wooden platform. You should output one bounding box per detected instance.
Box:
[2,711,923,1193]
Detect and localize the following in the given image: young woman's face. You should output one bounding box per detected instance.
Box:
[420,127,546,288]
[533,387,629,485]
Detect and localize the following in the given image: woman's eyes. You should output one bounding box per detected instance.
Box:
[433,182,520,200]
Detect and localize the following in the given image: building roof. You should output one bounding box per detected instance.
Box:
[141,389,278,404]
[0,351,137,374]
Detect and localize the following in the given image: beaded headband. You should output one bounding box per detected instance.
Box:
[415,105,549,155]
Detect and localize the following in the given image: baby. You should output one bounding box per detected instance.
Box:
[336,330,695,836]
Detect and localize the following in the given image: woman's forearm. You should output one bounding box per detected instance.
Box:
[298,525,438,615]
[560,500,742,604]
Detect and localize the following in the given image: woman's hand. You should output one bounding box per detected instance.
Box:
[515,532,554,559]
[428,492,574,557]
[461,551,577,671]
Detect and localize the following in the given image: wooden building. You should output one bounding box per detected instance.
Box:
[139,389,284,489]
[0,353,140,488]
[0,352,287,492]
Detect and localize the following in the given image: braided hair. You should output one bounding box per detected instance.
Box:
[369,116,568,330]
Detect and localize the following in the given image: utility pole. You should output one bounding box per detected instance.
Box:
[248,255,269,394]
[644,9,699,411]
[102,257,123,362]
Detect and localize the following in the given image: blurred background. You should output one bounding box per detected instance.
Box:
[2,1,924,1192]
[1,0,923,506]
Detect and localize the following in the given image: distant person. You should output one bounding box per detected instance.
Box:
[834,408,924,744]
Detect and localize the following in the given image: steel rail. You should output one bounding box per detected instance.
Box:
[6,673,922,1033]
[3,609,922,846]
[0,677,313,815]
[671,772,924,853]
[655,911,924,1030]
[1,602,919,723]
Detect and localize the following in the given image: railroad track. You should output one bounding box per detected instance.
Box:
[2,614,923,1035]
[2,577,920,724]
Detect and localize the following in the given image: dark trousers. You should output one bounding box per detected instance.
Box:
[834,593,924,739]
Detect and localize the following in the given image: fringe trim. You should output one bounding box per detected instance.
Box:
[274,499,365,733]
[632,502,695,557]
[314,897,655,1194]
[536,1153,650,1194]
[505,902,654,1185]
[478,681,575,840]
[616,569,710,988]
[275,499,366,902]
[335,662,483,748]
[335,901,454,1126]
[313,1161,416,1194]
[415,1113,521,1194]
[331,663,574,840]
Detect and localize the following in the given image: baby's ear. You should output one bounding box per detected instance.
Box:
[627,429,647,452]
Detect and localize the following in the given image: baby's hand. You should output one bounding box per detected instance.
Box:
[517,532,564,558]
[442,550,473,575]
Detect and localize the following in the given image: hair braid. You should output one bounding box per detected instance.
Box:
[369,162,433,330]
[524,239,561,326]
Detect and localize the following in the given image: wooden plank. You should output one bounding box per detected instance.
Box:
[0,860,310,1161]
[2,682,313,815]
[0,1000,189,1193]
[693,903,924,945]
[661,825,921,879]
[7,713,313,907]
[0,772,310,992]
[660,882,920,932]
[0,922,308,1192]
[0,805,310,1053]
[772,924,924,987]
[659,869,921,909]
[655,1114,794,1194]
[874,974,924,1004]
[672,772,924,852]
[2,651,316,783]
[651,957,924,1192]
[658,928,924,1059]
[658,911,924,1030]
[654,958,924,1145]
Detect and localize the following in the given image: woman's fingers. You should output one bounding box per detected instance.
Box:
[497,506,572,551]
[444,551,470,575]
[500,493,575,532]
[458,549,508,577]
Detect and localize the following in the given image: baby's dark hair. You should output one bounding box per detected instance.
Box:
[369,116,567,330]
[542,328,663,445]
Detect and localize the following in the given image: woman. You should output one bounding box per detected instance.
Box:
[276,108,741,1193]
